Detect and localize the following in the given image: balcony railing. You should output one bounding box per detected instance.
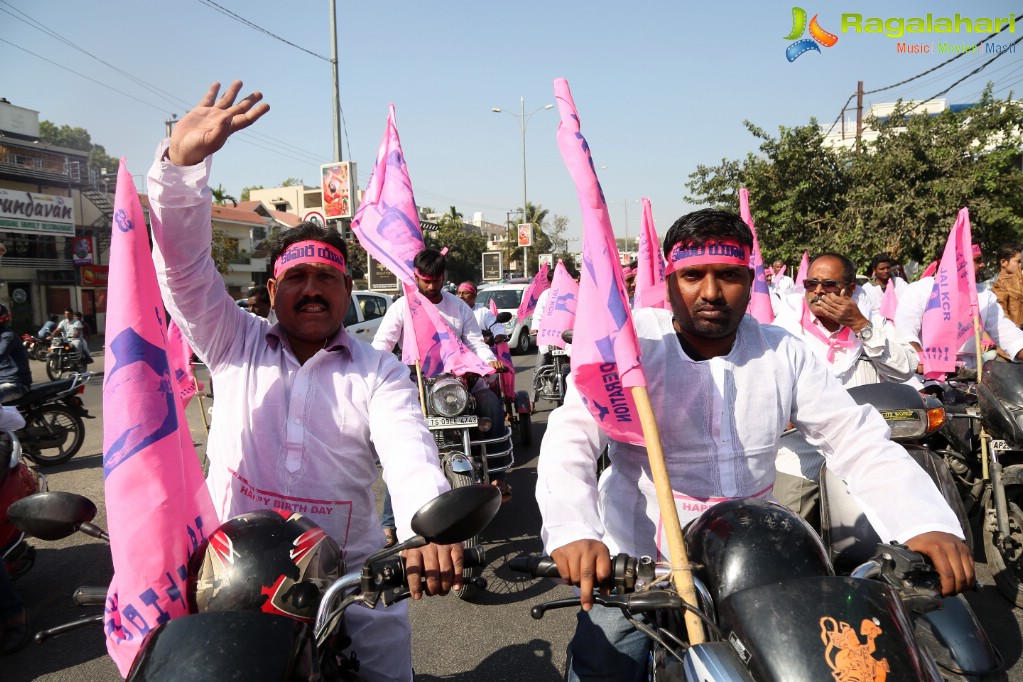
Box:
[1,257,73,270]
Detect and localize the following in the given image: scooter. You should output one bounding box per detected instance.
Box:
[3,372,93,466]
[0,429,47,579]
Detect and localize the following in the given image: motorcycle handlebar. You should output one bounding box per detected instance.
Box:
[509,555,561,578]
[72,586,109,607]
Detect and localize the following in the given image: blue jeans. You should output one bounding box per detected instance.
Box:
[567,606,649,682]
[380,489,395,532]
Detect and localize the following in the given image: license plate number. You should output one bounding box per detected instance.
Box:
[990,439,1011,452]
[552,350,568,357]
[428,415,478,428]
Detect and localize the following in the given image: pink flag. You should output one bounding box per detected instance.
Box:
[776,264,787,279]
[921,260,939,279]
[555,78,646,445]
[795,251,810,287]
[878,280,899,323]
[102,161,218,675]
[490,299,516,396]
[739,189,774,324]
[166,319,200,408]
[634,198,667,309]
[537,260,580,349]
[920,208,979,378]
[402,282,495,379]
[350,105,425,285]
[516,262,551,326]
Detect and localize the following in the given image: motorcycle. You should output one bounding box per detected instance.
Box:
[8,485,501,680]
[1,429,47,579]
[21,333,48,362]
[483,312,533,448]
[3,372,93,466]
[45,334,88,381]
[532,329,573,409]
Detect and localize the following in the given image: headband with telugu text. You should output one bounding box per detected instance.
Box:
[273,240,347,279]
[665,239,751,274]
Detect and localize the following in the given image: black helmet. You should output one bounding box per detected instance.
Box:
[187,510,342,624]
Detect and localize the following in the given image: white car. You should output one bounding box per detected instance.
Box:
[475,283,533,354]
[344,290,394,341]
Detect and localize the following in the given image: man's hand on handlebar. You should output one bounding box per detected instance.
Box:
[489,360,509,373]
[551,539,612,611]
[905,531,975,596]
[403,542,464,600]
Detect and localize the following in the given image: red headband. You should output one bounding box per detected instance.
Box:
[665,239,751,274]
[414,268,444,283]
[274,240,347,279]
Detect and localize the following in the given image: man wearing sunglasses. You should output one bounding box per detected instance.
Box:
[771,253,919,525]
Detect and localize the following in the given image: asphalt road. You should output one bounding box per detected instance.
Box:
[5,347,1023,681]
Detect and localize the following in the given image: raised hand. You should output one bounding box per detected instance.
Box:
[168,81,270,166]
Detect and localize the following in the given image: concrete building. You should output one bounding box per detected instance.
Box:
[822,98,979,149]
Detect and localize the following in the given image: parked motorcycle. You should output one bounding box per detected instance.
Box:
[1,429,47,579]
[3,372,93,466]
[45,334,88,381]
[21,333,48,362]
[9,485,501,680]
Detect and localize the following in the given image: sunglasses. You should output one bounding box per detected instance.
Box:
[803,279,846,292]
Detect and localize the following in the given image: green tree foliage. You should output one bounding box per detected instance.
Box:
[685,88,1023,272]
[280,177,304,187]
[211,228,235,274]
[346,238,368,280]
[425,206,487,282]
[211,184,238,207]
[240,185,264,202]
[39,120,119,175]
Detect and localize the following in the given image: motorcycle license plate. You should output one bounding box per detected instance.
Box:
[428,415,478,428]
[990,439,1011,452]
[551,350,568,357]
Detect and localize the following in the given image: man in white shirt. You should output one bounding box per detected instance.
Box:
[861,253,909,312]
[455,281,503,340]
[55,308,93,364]
[537,208,972,681]
[149,80,460,681]
[770,259,794,295]
[772,253,919,523]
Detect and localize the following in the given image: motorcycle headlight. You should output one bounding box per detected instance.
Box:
[430,377,468,417]
[879,408,934,440]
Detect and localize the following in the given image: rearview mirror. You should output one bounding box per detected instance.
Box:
[410,485,501,545]
[495,312,512,324]
[8,491,98,541]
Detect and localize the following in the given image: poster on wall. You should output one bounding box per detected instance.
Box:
[72,236,94,265]
[321,162,358,219]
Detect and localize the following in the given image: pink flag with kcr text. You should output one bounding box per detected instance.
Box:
[920,208,979,378]
[537,260,579,349]
[634,198,667,309]
[350,105,425,286]
[102,161,218,676]
[516,262,550,327]
[739,189,774,324]
[556,78,646,445]
[402,282,495,379]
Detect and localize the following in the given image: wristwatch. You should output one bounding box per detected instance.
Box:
[857,323,874,342]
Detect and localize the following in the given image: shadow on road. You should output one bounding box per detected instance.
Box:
[416,638,563,681]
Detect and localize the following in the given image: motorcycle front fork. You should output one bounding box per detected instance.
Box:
[982,430,1016,552]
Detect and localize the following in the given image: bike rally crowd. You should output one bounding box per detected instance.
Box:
[0,77,1019,680]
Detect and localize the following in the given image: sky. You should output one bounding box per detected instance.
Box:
[3,0,1021,250]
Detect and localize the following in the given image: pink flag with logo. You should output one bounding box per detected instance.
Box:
[878,280,899,324]
[739,189,774,324]
[555,78,646,445]
[102,161,218,676]
[166,319,200,408]
[920,208,979,378]
[795,251,810,287]
[490,298,516,396]
[634,198,667,309]
[402,282,495,379]
[516,262,550,326]
[537,260,580,349]
[350,105,425,285]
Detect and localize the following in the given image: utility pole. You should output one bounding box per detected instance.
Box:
[165,115,178,139]
[855,80,864,152]
[329,0,342,163]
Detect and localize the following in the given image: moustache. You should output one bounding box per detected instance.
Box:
[809,294,825,305]
[295,296,330,311]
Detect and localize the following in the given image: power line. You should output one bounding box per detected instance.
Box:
[194,0,330,62]
[910,34,1023,110]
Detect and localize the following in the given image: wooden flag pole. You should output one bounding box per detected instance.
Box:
[631,385,705,645]
[415,360,427,418]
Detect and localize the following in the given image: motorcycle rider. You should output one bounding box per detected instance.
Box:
[0,305,31,403]
[860,252,908,312]
[36,315,58,341]
[246,285,272,319]
[771,253,919,525]
[149,80,461,681]
[537,208,972,682]
[991,243,1023,329]
[55,309,93,365]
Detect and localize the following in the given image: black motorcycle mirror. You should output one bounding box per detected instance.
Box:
[495,312,512,324]
[977,383,1023,444]
[8,491,109,542]
[561,329,573,344]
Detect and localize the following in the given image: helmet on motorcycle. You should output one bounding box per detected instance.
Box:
[187,510,342,624]
[0,305,10,326]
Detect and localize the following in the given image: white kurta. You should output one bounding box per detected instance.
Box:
[148,142,447,682]
[372,290,496,363]
[861,277,908,312]
[537,308,962,561]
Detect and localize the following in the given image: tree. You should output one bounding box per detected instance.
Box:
[211,228,236,274]
[426,207,486,282]
[39,120,119,175]
[280,177,303,187]
[240,185,264,202]
[211,183,238,207]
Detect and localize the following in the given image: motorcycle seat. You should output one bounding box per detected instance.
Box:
[2,378,76,407]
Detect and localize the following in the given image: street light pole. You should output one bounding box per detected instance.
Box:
[493,98,554,276]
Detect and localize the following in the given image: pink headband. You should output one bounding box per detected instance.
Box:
[273,240,346,279]
[414,268,444,283]
[456,282,477,294]
[622,266,636,278]
[665,239,752,274]
[972,244,982,257]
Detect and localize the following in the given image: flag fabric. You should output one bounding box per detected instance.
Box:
[634,198,667,309]
[516,262,551,325]
[490,298,516,397]
[536,260,580,349]
[739,189,774,324]
[166,319,200,408]
[102,161,218,676]
[776,264,787,279]
[920,208,979,378]
[921,260,939,279]
[402,282,495,379]
[350,105,425,286]
[795,251,810,287]
[878,280,899,323]
[555,78,646,445]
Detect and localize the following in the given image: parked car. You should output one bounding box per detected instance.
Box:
[237,290,393,341]
[474,283,533,354]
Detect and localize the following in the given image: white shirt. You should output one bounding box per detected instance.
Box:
[472,304,502,339]
[770,274,795,295]
[861,277,908,312]
[148,143,446,681]
[895,276,1023,366]
[536,308,962,561]
[372,290,496,363]
[532,288,553,354]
